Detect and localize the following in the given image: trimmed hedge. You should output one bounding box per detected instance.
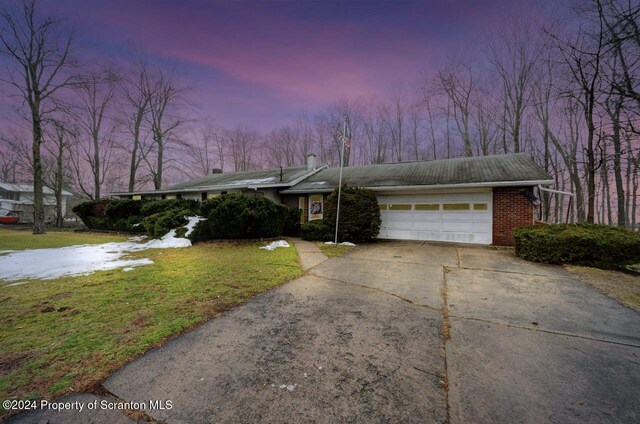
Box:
[190,194,290,242]
[513,223,640,269]
[73,198,199,235]
[141,199,199,216]
[323,186,381,243]
[301,219,331,241]
[143,208,190,238]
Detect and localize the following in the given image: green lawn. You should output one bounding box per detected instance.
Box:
[0,237,301,414]
[316,242,356,258]
[0,228,128,251]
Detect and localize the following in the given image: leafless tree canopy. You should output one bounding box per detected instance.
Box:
[0,0,639,228]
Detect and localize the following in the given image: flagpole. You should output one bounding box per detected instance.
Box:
[334,116,346,244]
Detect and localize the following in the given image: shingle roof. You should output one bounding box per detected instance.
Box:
[0,182,73,196]
[168,166,313,190]
[282,154,552,193]
[112,166,321,195]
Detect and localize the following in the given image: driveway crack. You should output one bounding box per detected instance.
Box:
[448,314,640,348]
[441,266,451,424]
[306,273,442,313]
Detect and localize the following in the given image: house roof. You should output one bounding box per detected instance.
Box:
[281,154,553,194]
[111,165,326,196]
[0,182,73,196]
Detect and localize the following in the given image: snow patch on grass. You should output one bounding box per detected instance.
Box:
[0,216,204,282]
[259,240,290,251]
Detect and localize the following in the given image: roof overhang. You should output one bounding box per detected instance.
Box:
[280,179,556,194]
[110,165,329,197]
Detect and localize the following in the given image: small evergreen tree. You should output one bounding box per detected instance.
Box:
[324,185,381,243]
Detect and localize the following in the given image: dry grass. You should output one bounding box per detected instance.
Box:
[315,242,356,258]
[0,228,128,251]
[566,265,640,312]
[0,239,301,416]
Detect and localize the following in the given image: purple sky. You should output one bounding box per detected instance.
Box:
[9,0,553,131]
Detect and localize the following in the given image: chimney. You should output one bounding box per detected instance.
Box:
[306,153,316,171]
[211,168,222,174]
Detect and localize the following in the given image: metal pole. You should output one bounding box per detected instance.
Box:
[334,116,346,244]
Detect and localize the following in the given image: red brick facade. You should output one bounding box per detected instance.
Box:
[492,187,535,246]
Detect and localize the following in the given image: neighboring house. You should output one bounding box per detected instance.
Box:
[0,182,74,224]
[114,153,553,246]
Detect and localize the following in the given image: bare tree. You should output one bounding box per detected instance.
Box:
[488,18,542,153]
[0,0,75,233]
[227,125,257,172]
[361,102,389,164]
[0,145,21,182]
[72,71,118,199]
[383,94,406,162]
[121,59,152,191]
[265,126,298,167]
[436,63,474,157]
[146,68,185,189]
[552,5,606,223]
[187,120,225,176]
[43,120,73,227]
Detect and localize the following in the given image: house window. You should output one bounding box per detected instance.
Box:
[201,192,207,201]
[379,204,388,210]
[473,203,488,211]
[132,195,142,201]
[389,204,412,211]
[415,204,440,211]
[443,203,470,211]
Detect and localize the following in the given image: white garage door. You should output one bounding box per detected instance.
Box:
[377,192,492,244]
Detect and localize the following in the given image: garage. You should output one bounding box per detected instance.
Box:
[280,154,554,246]
[377,191,493,244]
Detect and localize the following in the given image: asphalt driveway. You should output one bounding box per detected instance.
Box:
[9,241,640,423]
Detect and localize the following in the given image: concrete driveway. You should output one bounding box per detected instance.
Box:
[9,241,640,423]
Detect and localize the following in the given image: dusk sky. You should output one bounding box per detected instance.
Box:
[9,0,554,132]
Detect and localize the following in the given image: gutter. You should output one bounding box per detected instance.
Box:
[281,179,556,194]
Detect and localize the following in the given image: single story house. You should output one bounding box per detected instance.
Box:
[0,182,74,224]
[114,153,553,246]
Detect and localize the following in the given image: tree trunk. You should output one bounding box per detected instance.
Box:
[128,116,141,192]
[155,135,163,189]
[93,131,101,200]
[610,97,625,227]
[31,108,46,235]
[55,135,64,228]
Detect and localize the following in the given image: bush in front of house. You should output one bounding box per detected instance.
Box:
[72,200,112,230]
[74,198,199,234]
[190,194,289,242]
[141,199,199,216]
[323,186,381,243]
[143,208,191,238]
[283,206,302,236]
[105,199,147,231]
[513,223,640,269]
[301,219,331,241]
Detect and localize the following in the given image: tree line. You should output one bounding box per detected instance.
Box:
[0,0,638,233]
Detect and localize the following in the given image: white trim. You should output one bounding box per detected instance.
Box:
[537,185,575,196]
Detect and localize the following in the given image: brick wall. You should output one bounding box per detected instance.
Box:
[492,187,534,246]
[280,194,299,209]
